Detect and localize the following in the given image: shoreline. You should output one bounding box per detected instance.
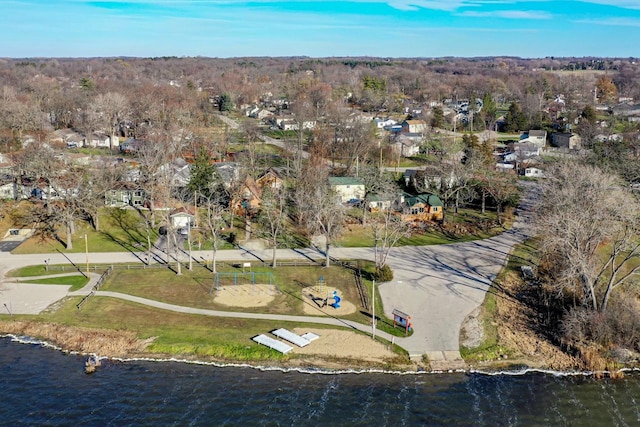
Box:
[2,321,636,377]
[0,320,417,373]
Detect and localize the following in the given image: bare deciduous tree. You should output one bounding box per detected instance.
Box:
[200,186,228,273]
[536,161,640,312]
[257,186,288,267]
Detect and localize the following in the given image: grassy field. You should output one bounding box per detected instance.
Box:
[5,258,411,341]
[10,207,243,255]
[339,208,513,248]
[99,262,405,335]
[21,275,90,291]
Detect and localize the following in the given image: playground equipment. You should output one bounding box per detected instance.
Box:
[316,275,325,295]
[392,309,412,334]
[210,271,276,294]
[331,291,341,309]
[320,290,342,309]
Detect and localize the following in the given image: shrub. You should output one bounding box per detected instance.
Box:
[375,264,393,282]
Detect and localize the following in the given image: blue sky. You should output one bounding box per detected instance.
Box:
[2,0,640,58]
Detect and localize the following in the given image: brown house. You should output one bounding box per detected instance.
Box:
[396,193,444,222]
[256,168,284,190]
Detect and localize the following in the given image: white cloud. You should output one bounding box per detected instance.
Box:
[459,9,553,18]
[573,16,640,26]
[579,0,640,10]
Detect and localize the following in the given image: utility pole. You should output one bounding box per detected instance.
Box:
[84,234,89,276]
[187,222,193,271]
[372,280,376,340]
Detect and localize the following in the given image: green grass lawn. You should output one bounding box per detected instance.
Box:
[22,275,90,291]
[339,208,512,248]
[12,208,159,254]
[34,296,407,363]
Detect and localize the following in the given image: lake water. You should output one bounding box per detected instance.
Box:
[1,336,639,426]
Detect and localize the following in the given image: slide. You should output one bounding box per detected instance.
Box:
[332,291,341,309]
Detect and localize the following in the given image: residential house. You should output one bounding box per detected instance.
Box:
[396,193,444,222]
[519,130,547,147]
[105,183,146,208]
[156,158,191,189]
[84,132,118,149]
[214,162,240,188]
[552,132,582,149]
[0,174,19,200]
[495,163,516,172]
[367,193,394,212]
[373,117,397,130]
[50,128,84,148]
[401,119,428,135]
[512,142,541,157]
[256,168,284,190]
[276,118,316,131]
[524,167,545,178]
[234,175,263,215]
[595,134,624,143]
[403,169,420,187]
[120,138,145,154]
[329,177,365,203]
[170,207,195,229]
[391,133,422,157]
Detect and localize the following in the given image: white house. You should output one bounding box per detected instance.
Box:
[328,177,365,203]
[170,208,195,228]
[85,132,119,149]
[401,119,428,134]
[374,117,397,129]
[0,181,17,199]
[519,130,547,147]
[277,118,316,131]
[524,167,545,178]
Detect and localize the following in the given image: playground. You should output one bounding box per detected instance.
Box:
[302,286,356,315]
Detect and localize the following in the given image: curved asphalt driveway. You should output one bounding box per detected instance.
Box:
[0,183,537,368]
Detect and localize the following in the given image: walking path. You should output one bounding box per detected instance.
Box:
[0,183,537,367]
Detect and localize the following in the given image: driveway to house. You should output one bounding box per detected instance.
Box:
[0,183,538,367]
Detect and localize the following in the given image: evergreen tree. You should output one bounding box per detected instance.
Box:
[218,93,234,112]
[431,106,445,128]
[503,102,527,132]
[187,146,217,199]
[481,93,497,129]
[581,104,597,124]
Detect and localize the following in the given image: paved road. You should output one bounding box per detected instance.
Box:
[0,183,537,367]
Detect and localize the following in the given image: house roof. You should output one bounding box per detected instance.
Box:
[529,130,547,137]
[170,206,195,217]
[404,193,443,208]
[258,167,284,181]
[329,177,364,186]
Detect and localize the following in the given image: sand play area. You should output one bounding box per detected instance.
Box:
[291,327,396,362]
[212,284,278,307]
[301,286,356,316]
